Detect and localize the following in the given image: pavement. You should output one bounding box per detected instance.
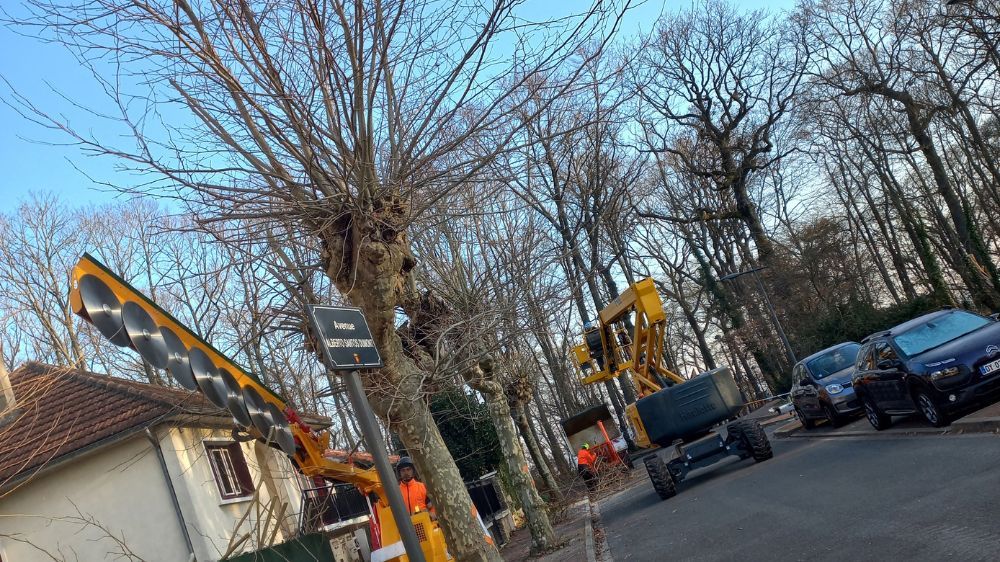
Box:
[501,499,596,562]
[504,400,1000,560]
[597,426,1000,561]
[774,398,1000,438]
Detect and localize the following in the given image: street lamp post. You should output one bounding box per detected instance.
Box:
[720,266,798,365]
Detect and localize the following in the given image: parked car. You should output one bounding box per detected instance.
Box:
[790,342,863,429]
[853,308,1000,430]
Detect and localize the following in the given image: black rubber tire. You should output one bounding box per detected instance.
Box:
[862,395,892,431]
[795,407,816,430]
[735,419,773,462]
[643,455,677,500]
[914,389,950,428]
[823,403,845,428]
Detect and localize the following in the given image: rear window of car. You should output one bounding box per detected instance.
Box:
[893,310,991,356]
[806,343,861,380]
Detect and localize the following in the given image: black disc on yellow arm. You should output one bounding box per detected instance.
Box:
[189,347,229,408]
[121,301,169,370]
[219,368,253,428]
[266,402,298,457]
[161,327,198,391]
[243,385,275,438]
[78,274,131,347]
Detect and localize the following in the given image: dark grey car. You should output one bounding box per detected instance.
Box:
[790,342,863,429]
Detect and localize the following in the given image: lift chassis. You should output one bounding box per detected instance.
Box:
[637,418,772,499]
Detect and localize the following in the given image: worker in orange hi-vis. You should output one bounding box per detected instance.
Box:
[396,456,435,518]
[577,443,598,491]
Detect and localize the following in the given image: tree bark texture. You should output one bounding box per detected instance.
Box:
[321,233,500,562]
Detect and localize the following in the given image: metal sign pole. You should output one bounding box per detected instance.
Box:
[306,305,426,562]
[342,369,427,562]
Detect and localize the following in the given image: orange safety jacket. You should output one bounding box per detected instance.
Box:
[400,479,429,514]
[577,448,597,467]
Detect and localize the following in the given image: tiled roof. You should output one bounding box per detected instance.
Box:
[0,362,227,485]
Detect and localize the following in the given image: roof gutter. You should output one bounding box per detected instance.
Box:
[145,427,197,562]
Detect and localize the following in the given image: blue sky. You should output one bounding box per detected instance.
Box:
[0,0,796,213]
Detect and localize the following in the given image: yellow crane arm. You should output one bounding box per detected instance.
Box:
[572,278,684,398]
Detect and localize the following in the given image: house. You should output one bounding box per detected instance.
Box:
[0,362,320,561]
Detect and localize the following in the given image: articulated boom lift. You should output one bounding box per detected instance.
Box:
[572,277,683,398]
[572,277,773,500]
[67,254,451,561]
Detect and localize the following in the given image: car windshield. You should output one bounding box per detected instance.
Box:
[806,343,861,380]
[893,310,991,356]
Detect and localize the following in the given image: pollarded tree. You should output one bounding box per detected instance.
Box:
[9,0,627,558]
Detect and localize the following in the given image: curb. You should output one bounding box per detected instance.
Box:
[583,500,596,562]
[583,498,613,562]
[775,416,1000,439]
[951,416,1000,434]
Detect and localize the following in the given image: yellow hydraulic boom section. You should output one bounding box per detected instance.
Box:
[68,254,450,562]
[572,277,684,398]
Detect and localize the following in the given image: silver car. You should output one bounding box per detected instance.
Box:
[790,342,863,429]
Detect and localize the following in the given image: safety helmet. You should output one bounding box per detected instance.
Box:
[582,443,590,450]
[583,321,595,331]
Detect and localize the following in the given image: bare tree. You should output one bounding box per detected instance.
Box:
[7,0,628,556]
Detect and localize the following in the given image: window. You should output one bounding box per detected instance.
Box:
[857,344,875,371]
[894,310,991,356]
[205,442,254,500]
[806,343,862,380]
[875,342,899,363]
[793,365,806,384]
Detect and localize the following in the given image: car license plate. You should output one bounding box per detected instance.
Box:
[981,358,1000,376]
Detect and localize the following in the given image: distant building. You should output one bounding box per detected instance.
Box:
[0,362,320,561]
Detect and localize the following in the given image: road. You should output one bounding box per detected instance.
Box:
[599,429,1000,561]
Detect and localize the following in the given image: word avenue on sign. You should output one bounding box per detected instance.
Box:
[307,305,383,369]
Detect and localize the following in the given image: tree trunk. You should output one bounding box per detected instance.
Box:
[532,388,574,478]
[323,235,500,562]
[463,357,556,553]
[902,102,1000,309]
[514,403,563,505]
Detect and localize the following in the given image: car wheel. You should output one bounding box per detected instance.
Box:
[643,455,676,500]
[823,403,845,428]
[863,396,892,431]
[914,389,950,428]
[795,407,816,430]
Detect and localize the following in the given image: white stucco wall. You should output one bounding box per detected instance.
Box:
[0,433,190,561]
[161,426,306,561]
[0,424,308,562]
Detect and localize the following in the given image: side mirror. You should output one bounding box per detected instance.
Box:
[877,359,902,370]
[799,378,812,387]
[990,312,1000,322]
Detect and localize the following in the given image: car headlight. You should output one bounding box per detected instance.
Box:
[825,383,844,394]
[930,367,961,381]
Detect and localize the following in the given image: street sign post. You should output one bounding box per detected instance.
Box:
[306,305,426,562]
[308,306,383,369]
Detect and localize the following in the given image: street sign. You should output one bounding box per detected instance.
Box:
[307,305,383,369]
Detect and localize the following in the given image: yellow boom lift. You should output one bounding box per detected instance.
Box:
[68,254,455,561]
[571,278,772,500]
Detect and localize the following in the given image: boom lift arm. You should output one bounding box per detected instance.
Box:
[67,254,449,561]
[571,277,684,399]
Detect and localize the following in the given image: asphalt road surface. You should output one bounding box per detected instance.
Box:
[600,430,1000,561]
